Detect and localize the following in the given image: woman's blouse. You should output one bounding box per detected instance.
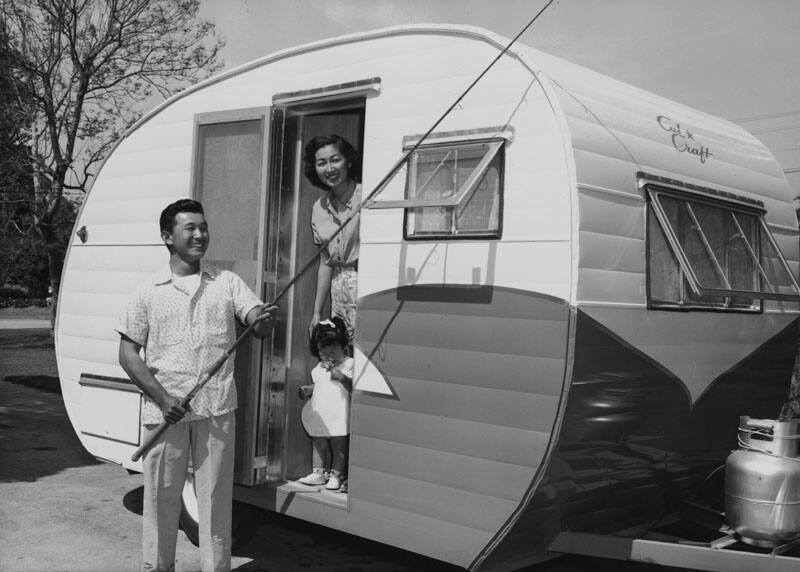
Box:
[310,184,361,267]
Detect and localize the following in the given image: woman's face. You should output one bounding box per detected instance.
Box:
[314,144,350,189]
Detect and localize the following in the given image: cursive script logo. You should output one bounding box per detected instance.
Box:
[657,115,713,164]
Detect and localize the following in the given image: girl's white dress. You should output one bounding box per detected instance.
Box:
[301,357,353,437]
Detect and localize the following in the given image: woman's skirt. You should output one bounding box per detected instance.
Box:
[331,266,357,343]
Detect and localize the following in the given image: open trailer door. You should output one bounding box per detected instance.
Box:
[256,84,368,486]
[191,106,272,486]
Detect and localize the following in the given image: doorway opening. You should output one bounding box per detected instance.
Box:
[259,99,366,502]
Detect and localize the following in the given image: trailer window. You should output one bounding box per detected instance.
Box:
[647,187,800,309]
[403,141,503,239]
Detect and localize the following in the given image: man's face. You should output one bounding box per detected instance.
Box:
[162,212,209,261]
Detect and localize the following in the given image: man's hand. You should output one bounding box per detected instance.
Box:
[159,394,189,424]
[250,304,279,337]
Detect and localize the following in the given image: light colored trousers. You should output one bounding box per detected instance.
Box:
[142,412,235,572]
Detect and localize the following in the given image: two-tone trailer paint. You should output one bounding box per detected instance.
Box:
[56,25,800,571]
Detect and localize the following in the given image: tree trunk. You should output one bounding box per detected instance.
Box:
[37,214,62,331]
[778,324,800,421]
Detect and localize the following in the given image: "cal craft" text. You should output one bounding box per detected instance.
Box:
[657,115,713,164]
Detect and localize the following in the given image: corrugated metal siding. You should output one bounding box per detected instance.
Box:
[475,36,800,571]
[57,244,164,444]
[354,288,569,566]
[531,51,800,403]
[538,58,799,307]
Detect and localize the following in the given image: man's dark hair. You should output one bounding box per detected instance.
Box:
[159,199,204,233]
[303,134,362,190]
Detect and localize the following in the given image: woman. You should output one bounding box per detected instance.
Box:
[303,134,362,344]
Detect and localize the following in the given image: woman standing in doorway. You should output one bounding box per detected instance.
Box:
[304,134,362,344]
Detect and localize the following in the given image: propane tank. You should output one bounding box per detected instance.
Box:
[724,416,800,547]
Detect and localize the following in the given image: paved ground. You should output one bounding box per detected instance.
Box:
[0,318,51,329]
[0,306,52,330]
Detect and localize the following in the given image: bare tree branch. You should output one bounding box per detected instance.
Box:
[1,0,223,293]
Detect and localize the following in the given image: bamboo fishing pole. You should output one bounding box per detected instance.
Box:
[131,0,555,463]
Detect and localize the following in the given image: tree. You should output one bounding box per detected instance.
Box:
[0,18,36,290]
[778,202,800,421]
[0,0,224,299]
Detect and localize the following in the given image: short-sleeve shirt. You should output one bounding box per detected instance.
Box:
[116,261,262,425]
[311,184,361,267]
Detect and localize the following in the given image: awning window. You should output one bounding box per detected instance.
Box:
[648,186,800,308]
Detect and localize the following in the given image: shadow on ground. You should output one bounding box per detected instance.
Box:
[0,327,101,482]
[123,485,145,516]
[122,483,460,571]
[232,509,464,572]
[5,375,61,394]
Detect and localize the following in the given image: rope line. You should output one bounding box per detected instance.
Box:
[267,0,557,307]
[737,436,800,463]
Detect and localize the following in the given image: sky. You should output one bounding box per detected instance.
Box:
[197,0,800,182]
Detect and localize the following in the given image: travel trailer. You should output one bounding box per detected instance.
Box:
[55,25,800,571]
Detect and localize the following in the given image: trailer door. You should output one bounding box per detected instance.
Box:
[257,86,369,484]
[192,107,271,486]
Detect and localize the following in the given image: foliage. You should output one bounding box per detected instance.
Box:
[0,297,48,308]
[0,0,224,294]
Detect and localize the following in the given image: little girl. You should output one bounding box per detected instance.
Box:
[298,317,352,492]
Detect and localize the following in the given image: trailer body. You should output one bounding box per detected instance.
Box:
[56,25,800,571]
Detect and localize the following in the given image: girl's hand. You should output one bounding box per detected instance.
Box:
[330,368,353,392]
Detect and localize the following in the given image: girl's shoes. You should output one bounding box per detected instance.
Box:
[299,468,327,486]
[299,468,348,492]
[326,471,345,491]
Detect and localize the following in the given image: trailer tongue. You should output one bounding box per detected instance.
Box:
[549,530,799,572]
[549,417,800,571]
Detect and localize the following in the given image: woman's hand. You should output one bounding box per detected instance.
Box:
[308,313,321,337]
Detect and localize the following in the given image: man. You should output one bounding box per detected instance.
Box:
[117,199,277,571]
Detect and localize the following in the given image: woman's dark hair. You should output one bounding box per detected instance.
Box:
[309,316,349,359]
[303,134,362,190]
[159,198,204,233]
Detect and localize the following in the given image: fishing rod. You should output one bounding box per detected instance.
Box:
[132,1,556,462]
[131,321,259,462]
[267,0,556,307]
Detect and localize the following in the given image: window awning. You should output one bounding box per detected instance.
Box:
[368,139,504,210]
